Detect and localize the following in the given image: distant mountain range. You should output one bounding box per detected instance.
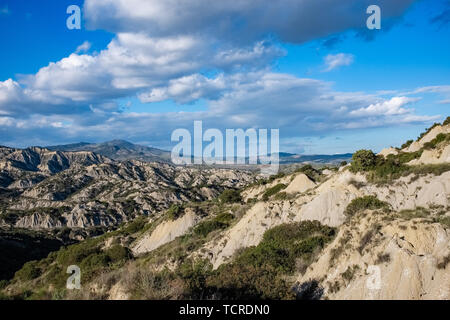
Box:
[277,152,353,165]
[45,140,352,165]
[46,140,172,163]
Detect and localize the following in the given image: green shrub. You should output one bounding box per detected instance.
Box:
[79,253,110,270]
[177,259,213,298]
[106,245,132,262]
[14,261,41,281]
[345,196,389,217]
[401,140,414,149]
[214,212,234,224]
[295,165,320,181]
[350,150,377,172]
[219,189,242,204]
[0,280,9,290]
[267,173,286,184]
[194,220,227,238]
[120,216,148,235]
[240,220,335,273]
[443,116,450,126]
[203,221,335,299]
[193,213,234,238]
[56,238,100,266]
[423,133,450,150]
[262,184,287,201]
[166,204,183,220]
[392,150,422,164]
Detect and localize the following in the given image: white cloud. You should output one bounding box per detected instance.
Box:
[75,41,92,54]
[349,97,420,117]
[323,53,354,72]
[139,74,227,103]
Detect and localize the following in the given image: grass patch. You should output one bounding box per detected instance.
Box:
[262,184,287,201]
[398,207,430,220]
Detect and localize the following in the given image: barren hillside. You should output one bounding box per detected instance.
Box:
[1,118,449,300]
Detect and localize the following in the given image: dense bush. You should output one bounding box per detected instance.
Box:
[219,189,242,204]
[262,184,287,201]
[106,245,132,262]
[345,196,389,217]
[350,150,377,172]
[201,221,336,299]
[348,146,450,183]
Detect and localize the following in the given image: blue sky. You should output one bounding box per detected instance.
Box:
[0,0,449,154]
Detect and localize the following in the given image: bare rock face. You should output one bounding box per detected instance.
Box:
[132,208,201,255]
[284,173,316,194]
[408,144,450,165]
[296,211,450,300]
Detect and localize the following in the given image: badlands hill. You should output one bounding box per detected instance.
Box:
[0,146,254,281]
[1,117,449,300]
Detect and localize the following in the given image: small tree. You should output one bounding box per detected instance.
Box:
[350,149,377,172]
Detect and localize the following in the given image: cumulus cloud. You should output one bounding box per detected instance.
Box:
[323,53,354,71]
[349,97,420,117]
[1,69,440,149]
